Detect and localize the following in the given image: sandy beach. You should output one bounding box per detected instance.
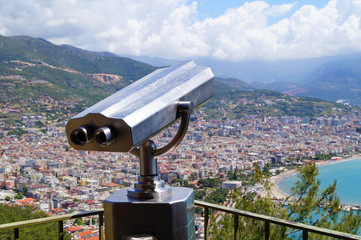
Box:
[263,169,297,200]
[264,155,361,200]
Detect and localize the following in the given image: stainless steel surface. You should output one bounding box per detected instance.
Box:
[139,140,157,176]
[66,61,214,152]
[127,175,172,199]
[130,101,192,157]
[128,101,192,199]
[95,126,115,146]
[104,187,195,240]
[128,140,171,199]
[70,126,94,145]
[153,101,192,156]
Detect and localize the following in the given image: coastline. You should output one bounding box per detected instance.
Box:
[266,155,361,200]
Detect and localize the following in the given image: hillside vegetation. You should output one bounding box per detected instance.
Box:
[0,204,71,240]
[204,81,352,119]
[0,35,156,106]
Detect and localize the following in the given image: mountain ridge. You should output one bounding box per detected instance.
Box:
[0,35,157,106]
[0,35,355,119]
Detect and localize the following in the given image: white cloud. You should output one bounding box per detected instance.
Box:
[265,2,296,17]
[0,0,361,60]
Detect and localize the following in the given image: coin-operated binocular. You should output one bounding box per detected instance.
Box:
[66,61,214,240]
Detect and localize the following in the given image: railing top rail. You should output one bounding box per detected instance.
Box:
[0,209,103,231]
[194,200,361,240]
[1,201,360,240]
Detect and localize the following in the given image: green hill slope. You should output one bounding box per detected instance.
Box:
[0,35,156,106]
[204,81,352,119]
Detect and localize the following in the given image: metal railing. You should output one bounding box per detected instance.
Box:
[1,201,361,240]
[0,209,103,240]
[195,200,361,240]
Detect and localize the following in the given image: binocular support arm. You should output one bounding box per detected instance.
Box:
[127,101,193,199]
[154,101,193,156]
[129,101,193,157]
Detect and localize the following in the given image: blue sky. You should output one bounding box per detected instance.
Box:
[0,0,360,61]
[196,0,330,23]
[197,0,328,19]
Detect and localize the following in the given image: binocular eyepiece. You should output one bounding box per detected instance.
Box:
[70,125,115,146]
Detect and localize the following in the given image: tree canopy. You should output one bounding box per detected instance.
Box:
[209,164,361,239]
[0,204,71,240]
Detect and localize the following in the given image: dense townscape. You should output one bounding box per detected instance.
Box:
[1,95,361,239]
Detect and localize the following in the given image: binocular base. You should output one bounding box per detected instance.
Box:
[104,187,195,240]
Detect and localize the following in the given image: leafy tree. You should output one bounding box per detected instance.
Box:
[0,204,71,240]
[194,190,206,200]
[205,188,229,204]
[14,192,23,199]
[5,196,11,201]
[227,169,239,180]
[85,217,97,225]
[263,163,271,175]
[188,172,198,181]
[171,178,182,185]
[34,121,44,128]
[209,164,361,239]
[7,129,27,138]
[198,178,222,189]
[75,218,84,226]
[22,186,28,194]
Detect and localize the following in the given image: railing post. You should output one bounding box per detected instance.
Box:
[13,227,19,240]
[233,214,238,240]
[303,230,308,240]
[99,212,104,240]
[58,220,64,240]
[204,207,209,240]
[265,221,270,240]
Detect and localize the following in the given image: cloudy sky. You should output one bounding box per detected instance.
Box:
[1,0,361,61]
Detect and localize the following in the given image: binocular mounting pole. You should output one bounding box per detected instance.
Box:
[127,101,193,199]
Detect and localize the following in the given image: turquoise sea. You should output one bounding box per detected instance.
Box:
[277,159,361,205]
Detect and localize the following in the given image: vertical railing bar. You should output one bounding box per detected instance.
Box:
[3,207,361,240]
[303,230,308,240]
[204,207,209,240]
[233,213,238,240]
[58,220,64,240]
[265,221,270,240]
[99,212,104,240]
[13,227,19,240]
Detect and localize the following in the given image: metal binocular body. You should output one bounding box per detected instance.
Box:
[66,61,214,153]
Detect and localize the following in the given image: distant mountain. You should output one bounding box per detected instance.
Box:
[296,57,361,104]
[215,77,254,91]
[252,57,361,104]
[251,81,301,93]
[130,53,361,105]
[0,35,157,105]
[204,81,352,119]
[132,54,360,84]
[126,55,181,67]
[224,55,361,105]
[0,34,355,119]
